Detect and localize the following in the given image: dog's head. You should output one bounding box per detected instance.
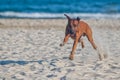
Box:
[64,14,80,34]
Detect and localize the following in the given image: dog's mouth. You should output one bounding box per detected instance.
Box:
[69,29,75,34]
[68,27,76,37]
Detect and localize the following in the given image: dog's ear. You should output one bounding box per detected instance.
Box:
[64,14,71,20]
[77,17,80,21]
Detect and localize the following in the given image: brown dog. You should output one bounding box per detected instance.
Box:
[60,14,98,60]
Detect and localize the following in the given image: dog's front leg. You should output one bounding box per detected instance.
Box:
[60,34,70,47]
[69,35,79,60]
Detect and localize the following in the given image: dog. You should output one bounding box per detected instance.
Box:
[60,14,98,60]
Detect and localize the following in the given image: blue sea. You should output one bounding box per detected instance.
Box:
[0,0,120,18]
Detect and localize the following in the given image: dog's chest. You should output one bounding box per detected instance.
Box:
[70,33,76,39]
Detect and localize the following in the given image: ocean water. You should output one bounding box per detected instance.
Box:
[0,0,120,18]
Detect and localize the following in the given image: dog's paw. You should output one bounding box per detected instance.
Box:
[69,54,74,60]
[60,43,63,47]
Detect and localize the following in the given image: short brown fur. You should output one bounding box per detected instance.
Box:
[60,14,97,60]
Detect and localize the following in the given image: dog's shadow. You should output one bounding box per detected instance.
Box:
[0,60,44,65]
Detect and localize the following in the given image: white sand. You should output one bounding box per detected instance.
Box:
[0,19,120,80]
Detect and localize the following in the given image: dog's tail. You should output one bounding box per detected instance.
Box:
[64,14,71,20]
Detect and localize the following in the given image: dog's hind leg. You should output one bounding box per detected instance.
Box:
[86,32,97,50]
[86,31,105,60]
[79,38,85,48]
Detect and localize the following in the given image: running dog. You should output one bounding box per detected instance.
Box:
[60,14,98,60]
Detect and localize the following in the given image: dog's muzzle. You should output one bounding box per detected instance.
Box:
[68,28,76,37]
[69,29,75,34]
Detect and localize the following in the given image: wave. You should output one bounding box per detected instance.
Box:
[0,11,120,19]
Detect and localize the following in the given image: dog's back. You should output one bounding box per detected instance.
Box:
[77,21,92,36]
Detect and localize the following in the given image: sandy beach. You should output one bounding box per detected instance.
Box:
[0,18,120,80]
